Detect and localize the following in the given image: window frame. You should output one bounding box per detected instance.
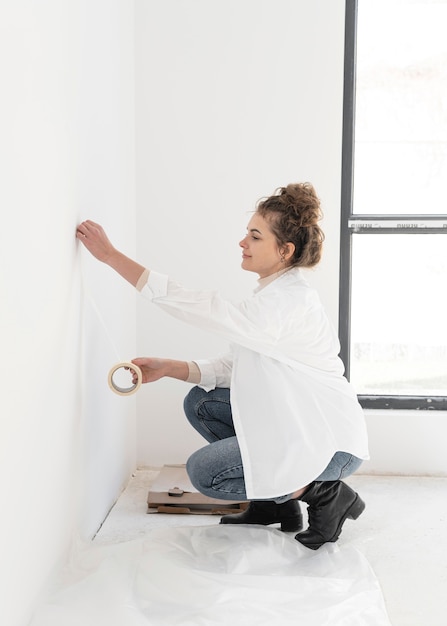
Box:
[339,0,447,411]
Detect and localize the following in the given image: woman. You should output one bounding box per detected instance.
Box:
[77,183,369,550]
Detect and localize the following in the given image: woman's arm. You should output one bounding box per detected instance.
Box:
[76,220,147,287]
[130,357,190,384]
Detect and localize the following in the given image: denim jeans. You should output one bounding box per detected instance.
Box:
[184,386,363,502]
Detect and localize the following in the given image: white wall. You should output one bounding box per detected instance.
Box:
[0,2,136,625]
[362,410,447,477]
[134,0,447,478]
[135,0,346,466]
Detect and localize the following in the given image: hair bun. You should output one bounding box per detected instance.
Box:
[279,183,322,228]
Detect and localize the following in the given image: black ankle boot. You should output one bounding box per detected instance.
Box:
[295,481,365,549]
[220,499,303,532]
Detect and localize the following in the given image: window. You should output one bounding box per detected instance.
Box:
[340,0,447,409]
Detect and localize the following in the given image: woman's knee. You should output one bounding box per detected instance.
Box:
[186,437,244,497]
[339,454,363,478]
[183,385,206,418]
[186,447,210,492]
[316,452,363,482]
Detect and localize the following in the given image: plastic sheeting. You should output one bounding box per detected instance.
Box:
[30,525,391,626]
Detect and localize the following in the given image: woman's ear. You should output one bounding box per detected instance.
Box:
[281,242,295,262]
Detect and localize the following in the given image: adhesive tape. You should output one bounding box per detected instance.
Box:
[108,361,143,396]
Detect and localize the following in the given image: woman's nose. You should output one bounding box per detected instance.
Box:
[239,236,247,248]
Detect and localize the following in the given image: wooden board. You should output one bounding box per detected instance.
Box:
[147,464,248,515]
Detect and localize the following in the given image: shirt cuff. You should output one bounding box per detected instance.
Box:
[140,270,170,299]
[194,359,217,391]
[136,268,150,292]
[186,361,201,384]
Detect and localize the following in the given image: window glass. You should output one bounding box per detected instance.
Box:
[350,233,447,395]
[354,0,447,215]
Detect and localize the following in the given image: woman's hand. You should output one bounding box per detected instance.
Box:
[76,220,117,263]
[76,220,147,287]
[130,358,189,384]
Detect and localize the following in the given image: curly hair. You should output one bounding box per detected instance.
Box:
[256,183,324,268]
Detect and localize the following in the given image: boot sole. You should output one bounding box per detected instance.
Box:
[280,515,303,532]
[220,515,303,533]
[296,494,365,550]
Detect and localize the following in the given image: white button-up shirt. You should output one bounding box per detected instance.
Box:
[140,267,369,499]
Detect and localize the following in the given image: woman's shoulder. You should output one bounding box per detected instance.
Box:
[269,267,312,294]
[255,268,320,312]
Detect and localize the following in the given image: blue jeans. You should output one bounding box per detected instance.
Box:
[184,386,363,502]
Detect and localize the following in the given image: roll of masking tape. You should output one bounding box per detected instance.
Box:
[108,361,143,396]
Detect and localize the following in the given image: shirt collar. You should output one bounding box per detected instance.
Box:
[254,267,291,293]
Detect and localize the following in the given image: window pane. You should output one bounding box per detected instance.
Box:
[354,0,447,215]
[349,233,447,395]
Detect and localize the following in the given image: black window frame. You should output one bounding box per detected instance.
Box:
[339,0,447,411]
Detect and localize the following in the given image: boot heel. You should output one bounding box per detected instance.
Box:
[280,514,303,533]
[347,495,365,520]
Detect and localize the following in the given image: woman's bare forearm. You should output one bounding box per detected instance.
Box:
[131,357,191,383]
[105,250,147,288]
[162,359,190,381]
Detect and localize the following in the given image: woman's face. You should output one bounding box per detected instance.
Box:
[239,212,285,278]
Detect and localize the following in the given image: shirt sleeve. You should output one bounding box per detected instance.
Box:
[137,268,344,376]
[137,269,342,373]
[139,270,287,357]
[193,353,233,391]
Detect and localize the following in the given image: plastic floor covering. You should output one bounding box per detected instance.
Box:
[30,524,391,626]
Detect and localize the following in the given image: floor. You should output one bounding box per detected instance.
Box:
[94,470,447,626]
